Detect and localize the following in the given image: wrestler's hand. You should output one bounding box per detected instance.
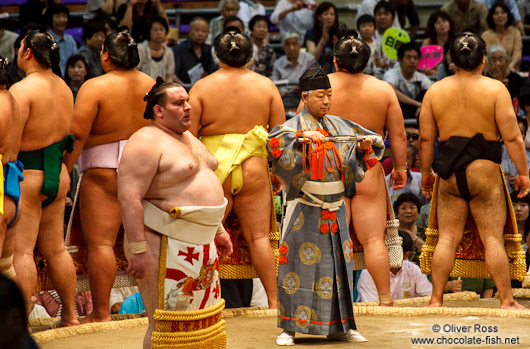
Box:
[421,173,435,199]
[515,174,530,198]
[215,231,233,258]
[389,169,407,190]
[357,138,373,150]
[302,131,326,143]
[127,253,148,279]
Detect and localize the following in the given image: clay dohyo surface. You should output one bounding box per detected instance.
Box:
[38,299,530,349]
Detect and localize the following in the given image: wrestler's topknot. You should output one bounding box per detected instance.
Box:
[0,55,10,85]
[333,34,371,74]
[214,27,253,67]
[450,33,486,71]
[103,30,140,70]
[23,31,60,70]
[143,76,184,120]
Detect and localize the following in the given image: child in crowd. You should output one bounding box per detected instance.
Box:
[356,14,383,76]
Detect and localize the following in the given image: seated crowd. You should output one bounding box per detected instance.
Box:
[1,0,530,318]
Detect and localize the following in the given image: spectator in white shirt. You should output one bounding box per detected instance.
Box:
[383,42,433,119]
[270,0,316,39]
[356,231,433,302]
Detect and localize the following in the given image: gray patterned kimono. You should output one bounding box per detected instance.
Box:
[267,111,384,335]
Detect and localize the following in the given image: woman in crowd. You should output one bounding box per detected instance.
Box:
[137,16,175,81]
[481,1,522,72]
[63,54,90,101]
[270,0,316,39]
[118,0,169,44]
[421,11,455,76]
[422,11,455,47]
[394,193,424,266]
[207,0,239,44]
[484,45,524,100]
[249,15,276,78]
[304,1,340,74]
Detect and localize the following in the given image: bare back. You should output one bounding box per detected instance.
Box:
[0,89,22,163]
[425,74,503,142]
[189,67,285,135]
[10,70,73,151]
[77,70,155,147]
[328,72,396,136]
[120,125,225,211]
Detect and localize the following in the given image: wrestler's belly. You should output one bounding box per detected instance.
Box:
[145,171,225,211]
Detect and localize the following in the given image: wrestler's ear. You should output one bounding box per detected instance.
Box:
[101,50,110,62]
[333,57,339,71]
[22,47,32,61]
[153,104,164,118]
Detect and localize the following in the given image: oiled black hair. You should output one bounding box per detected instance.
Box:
[450,33,486,71]
[214,27,252,67]
[334,34,371,74]
[103,30,139,69]
[143,76,184,120]
[23,30,60,69]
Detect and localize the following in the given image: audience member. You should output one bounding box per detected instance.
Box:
[46,4,78,77]
[118,292,146,314]
[237,0,266,27]
[0,275,39,349]
[271,32,315,108]
[137,16,175,81]
[223,16,245,32]
[511,189,530,287]
[63,54,91,101]
[391,0,420,38]
[383,43,432,119]
[502,117,528,192]
[484,45,523,100]
[173,17,217,84]
[6,35,25,88]
[77,21,106,78]
[304,1,340,73]
[109,285,138,314]
[207,0,239,44]
[33,290,93,317]
[518,0,530,32]
[394,193,425,265]
[441,0,488,35]
[84,0,125,23]
[356,15,383,75]
[357,0,401,29]
[118,0,169,44]
[18,0,47,30]
[422,11,455,75]
[387,143,429,206]
[437,40,455,80]
[249,15,275,77]
[374,0,398,69]
[270,0,316,39]
[0,27,18,62]
[482,2,522,71]
[477,0,525,33]
[356,231,432,302]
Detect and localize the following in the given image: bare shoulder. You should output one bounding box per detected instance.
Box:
[129,124,163,144]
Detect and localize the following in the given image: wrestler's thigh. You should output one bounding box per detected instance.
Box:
[233,157,271,237]
[0,197,16,240]
[436,177,468,244]
[37,165,70,256]
[351,167,387,245]
[79,169,121,247]
[134,229,161,320]
[221,176,234,221]
[13,170,45,254]
[466,161,507,239]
